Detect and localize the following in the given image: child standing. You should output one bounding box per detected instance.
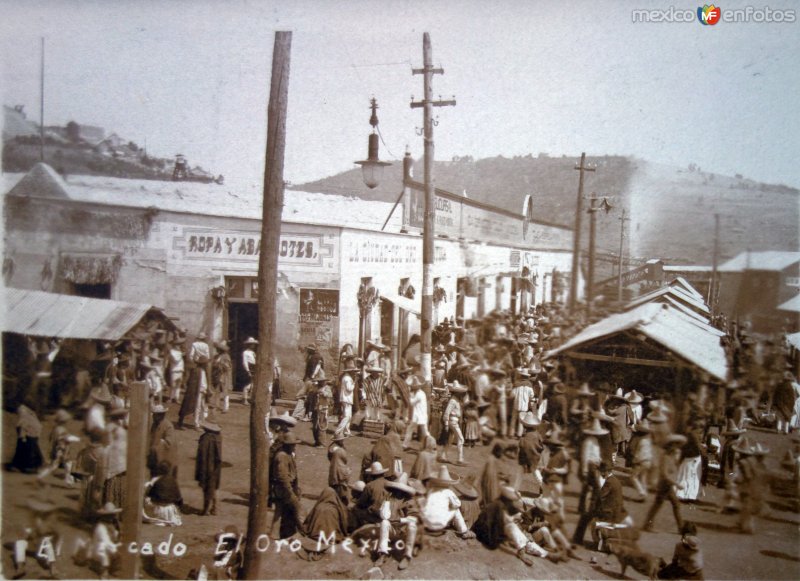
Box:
[463,400,480,447]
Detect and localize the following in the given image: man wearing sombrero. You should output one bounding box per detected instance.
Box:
[195,418,223,516]
[377,473,422,570]
[419,466,476,540]
[241,337,258,406]
[336,363,357,437]
[403,375,430,451]
[642,433,687,533]
[166,335,186,403]
[438,381,468,467]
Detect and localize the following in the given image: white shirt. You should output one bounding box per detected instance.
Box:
[513,384,534,412]
[189,341,210,364]
[421,488,461,531]
[410,389,428,425]
[242,349,256,375]
[168,348,184,374]
[340,373,355,405]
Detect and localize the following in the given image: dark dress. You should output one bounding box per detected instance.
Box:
[11,428,44,473]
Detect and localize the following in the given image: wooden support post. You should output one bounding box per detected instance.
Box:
[120,381,149,579]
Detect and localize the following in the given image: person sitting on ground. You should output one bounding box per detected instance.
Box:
[352,461,391,529]
[473,485,562,567]
[376,473,423,570]
[418,466,476,539]
[144,460,183,526]
[304,486,350,545]
[658,522,704,580]
[12,499,61,579]
[410,435,439,485]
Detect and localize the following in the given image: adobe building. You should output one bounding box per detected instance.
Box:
[3,161,573,382]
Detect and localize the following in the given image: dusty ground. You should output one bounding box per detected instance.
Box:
[3,393,799,580]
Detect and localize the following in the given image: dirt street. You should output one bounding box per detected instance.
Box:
[3,396,799,580]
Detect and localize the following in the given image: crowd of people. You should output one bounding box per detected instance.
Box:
[4,299,800,579]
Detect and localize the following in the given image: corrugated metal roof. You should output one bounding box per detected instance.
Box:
[547,302,728,380]
[626,285,710,315]
[718,251,800,273]
[778,294,800,313]
[669,277,705,301]
[2,168,403,233]
[2,288,168,340]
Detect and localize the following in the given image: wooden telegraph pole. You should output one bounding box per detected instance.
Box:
[411,33,455,382]
[616,208,629,303]
[568,153,595,314]
[710,213,720,315]
[241,30,291,580]
[120,382,149,579]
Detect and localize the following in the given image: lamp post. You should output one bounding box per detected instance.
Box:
[355,98,391,189]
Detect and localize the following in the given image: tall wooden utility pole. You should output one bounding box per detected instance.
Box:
[40,37,45,162]
[411,33,455,382]
[709,213,720,315]
[568,153,595,314]
[241,30,291,580]
[585,193,612,316]
[616,208,629,302]
[120,382,148,579]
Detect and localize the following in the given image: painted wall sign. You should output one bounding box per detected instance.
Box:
[405,184,571,250]
[174,229,336,268]
[343,234,448,266]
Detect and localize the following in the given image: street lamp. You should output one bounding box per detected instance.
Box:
[355,98,391,189]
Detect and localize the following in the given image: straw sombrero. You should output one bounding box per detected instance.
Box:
[448,380,467,394]
[428,465,460,488]
[520,411,540,428]
[454,474,479,500]
[269,408,299,427]
[243,337,259,345]
[664,434,688,447]
[583,418,609,436]
[721,419,745,436]
[365,461,389,476]
[625,390,644,404]
[576,383,595,397]
[201,420,221,433]
[386,473,417,496]
[96,501,123,515]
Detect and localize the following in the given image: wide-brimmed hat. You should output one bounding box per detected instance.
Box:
[576,383,595,397]
[366,340,386,351]
[386,472,417,496]
[752,442,770,456]
[594,410,615,423]
[545,433,566,447]
[543,360,556,370]
[583,418,609,436]
[282,432,301,446]
[243,337,259,345]
[489,364,507,378]
[54,409,72,423]
[332,431,347,443]
[197,332,208,341]
[732,436,756,456]
[366,366,383,374]
[395,364,414,376]
[647,411,669,424]
[520,411,540,428]
[350,480,366,493]
[172,336,186,345]
[515,367,531,378]
[91,384,113,404]
[365,461,389,476]
[625,390,644,404]
[313,376,331,385]
[428,465,460,488]
[97,502,123,516]
[215,341,230,352]
[664,434,688,447]
[448,380,467,394]
[634,419,652,433]
[552,382,566,394]
[341,364,360,374]
[408,478,427,496]
[201,420,221,433]
[454,474,479,500]
[408,375,425,390]
[721,419,745,436]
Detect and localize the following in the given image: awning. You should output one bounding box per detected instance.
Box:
[778,295,800,314]
[2,288,175,341]
[381,293,421,316]
[547,302,728,381]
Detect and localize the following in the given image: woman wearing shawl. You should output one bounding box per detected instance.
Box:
[304,487,350,540]
[328,437,351,503]
[411,435,438,483]
[361,428,400,480]
[676,429,706,502]
[144,461,183,526]
[11,404,44,473]
[480,441,513,506]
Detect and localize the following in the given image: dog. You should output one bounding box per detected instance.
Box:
[606,539,665,580]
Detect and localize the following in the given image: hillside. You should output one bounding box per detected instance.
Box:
[294,155,799,276]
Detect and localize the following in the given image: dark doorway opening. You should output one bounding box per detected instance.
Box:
[228,302,258,391]
[380,298,393,347]
[72,283,111,299]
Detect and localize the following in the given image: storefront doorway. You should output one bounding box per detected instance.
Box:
[228,302,258,391]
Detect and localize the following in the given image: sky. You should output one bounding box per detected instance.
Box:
[2,0,799,190]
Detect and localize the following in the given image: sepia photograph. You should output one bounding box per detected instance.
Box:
[1,1,798,579]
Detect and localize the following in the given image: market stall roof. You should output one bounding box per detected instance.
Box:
[787,332,800,350]
[2,288,176,341]
[547,302,728,380]
[778,294,800,314]
[667,277,705,302]
[626,284,710,316]
[718,251,800,273]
